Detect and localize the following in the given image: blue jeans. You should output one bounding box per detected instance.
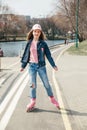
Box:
[28,63,53,98]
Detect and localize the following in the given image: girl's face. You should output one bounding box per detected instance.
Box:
[33,29,41,40]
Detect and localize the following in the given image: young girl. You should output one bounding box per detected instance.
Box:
[21,24,60,112]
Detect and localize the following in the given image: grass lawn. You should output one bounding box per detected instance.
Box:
[67,40,87,55]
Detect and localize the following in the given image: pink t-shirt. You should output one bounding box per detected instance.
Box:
[29,41,38,63]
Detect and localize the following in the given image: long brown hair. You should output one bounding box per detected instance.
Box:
[26,29,47,41]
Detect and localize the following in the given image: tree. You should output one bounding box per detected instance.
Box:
[0,3,14,40]
[55,0,87,41]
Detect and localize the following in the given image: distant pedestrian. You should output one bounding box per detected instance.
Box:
[64,39,67,44]
[0,48,4,57]
[20,24,60,112]
[65,39,68,45]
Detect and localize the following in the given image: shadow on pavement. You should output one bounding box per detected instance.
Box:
[60,108,87,117]
[29,107,87,117]
[27,107,61,114]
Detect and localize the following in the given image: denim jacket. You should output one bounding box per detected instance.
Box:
[21,39,56,68]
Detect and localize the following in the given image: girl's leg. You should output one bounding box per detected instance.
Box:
[29,64,37,98]
[38,66,53,96]
[38,66,60,109]
[26,64,37,112]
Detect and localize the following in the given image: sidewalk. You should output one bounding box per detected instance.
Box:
[56,53,87,130]
[0,57,20,73]
[0,57,20,69]
[0,46,87,130]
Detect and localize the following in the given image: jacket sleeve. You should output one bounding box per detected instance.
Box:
[21,42,30,69]
[44,42,56,67]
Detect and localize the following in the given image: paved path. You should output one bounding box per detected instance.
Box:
[56,53,87,130]
[0,43,87,130]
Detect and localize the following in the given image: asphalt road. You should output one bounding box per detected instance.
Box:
[0,43,86,130]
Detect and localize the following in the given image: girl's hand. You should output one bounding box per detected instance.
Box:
[20,68,24,72]
[54,66,58,71]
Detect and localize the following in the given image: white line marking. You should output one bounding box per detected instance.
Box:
[0,71,28,114]
[3,61,20,69]
[0,75,29,130]
[52,44,73,130]
[0,78,5,85]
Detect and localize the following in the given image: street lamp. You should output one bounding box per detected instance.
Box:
[76,0,80,48]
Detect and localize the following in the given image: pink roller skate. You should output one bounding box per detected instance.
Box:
[26,98,36,112]
[50,96,60,109]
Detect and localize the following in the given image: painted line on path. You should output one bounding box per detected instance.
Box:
[52,44,73,130]
[0,75,29,130]
[3,61,20,69]
[0,71,28,114]
[0,78,6,86]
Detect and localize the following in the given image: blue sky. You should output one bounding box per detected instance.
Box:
[3,0,56,18]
